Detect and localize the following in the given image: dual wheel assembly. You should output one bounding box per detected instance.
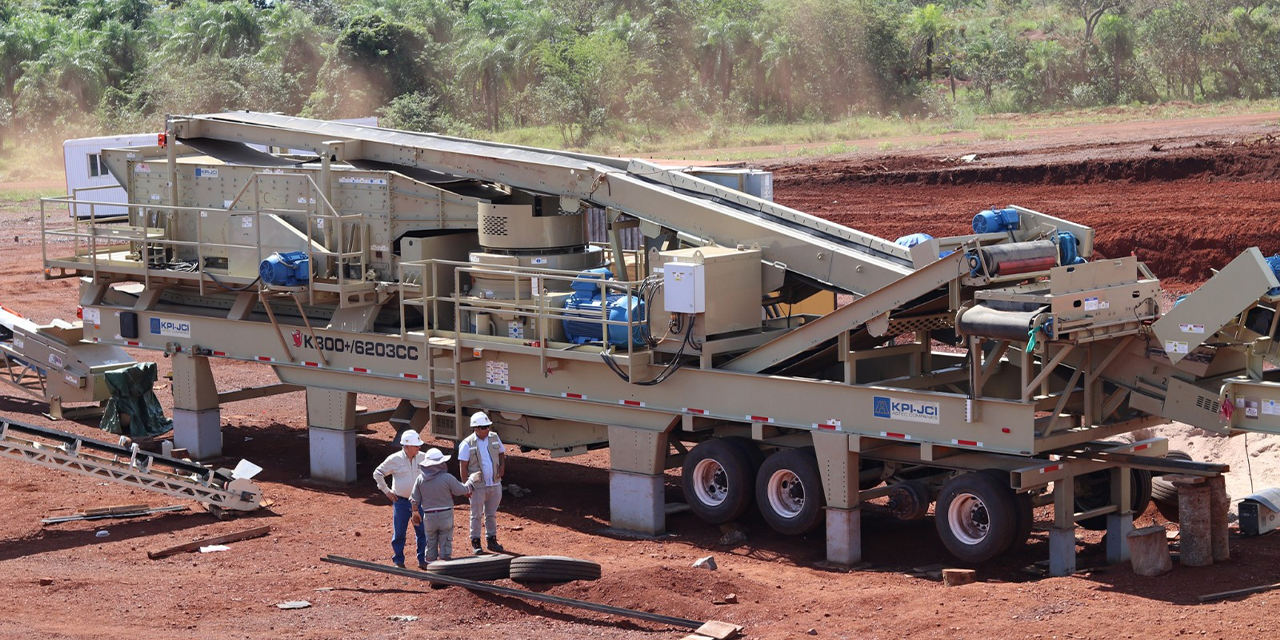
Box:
[681,438,1064,563]
[682,438,826,536]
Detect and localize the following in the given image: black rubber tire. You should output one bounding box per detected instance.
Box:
[426,554,513,581]
[722,436,766,479]
[1013,491,1035,547]
[681,439,755,524]
[1075,468,1154,530]
[980,469,1034,548]
[934,471,1019,564]
[755,448,825,535]
[509,556,602,583]
[1152,450,1193,522]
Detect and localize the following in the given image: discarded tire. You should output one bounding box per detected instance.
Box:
[426,554,513,581]
[509,556,602,583]
[1074,468,1153,530]
[1151,450,1194,522]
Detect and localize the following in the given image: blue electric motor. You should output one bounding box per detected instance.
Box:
[1266,254,1280,295]
[562,268,646,346]
[1056,231,1087,266]
[972,208,1021,234]
[259,251,310,287]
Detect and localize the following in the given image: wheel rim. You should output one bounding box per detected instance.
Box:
[767,469,806,518]
[947,492,991,545]
[692,458,729,507]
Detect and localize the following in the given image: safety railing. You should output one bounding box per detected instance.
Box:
[40,172,369,301]
[399,257,656,384]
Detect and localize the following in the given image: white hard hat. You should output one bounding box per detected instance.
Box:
[470,412,492,428]
[399,430,425,447]
[420,447,451,466]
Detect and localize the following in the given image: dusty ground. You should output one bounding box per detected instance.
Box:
[2,115,1280,639]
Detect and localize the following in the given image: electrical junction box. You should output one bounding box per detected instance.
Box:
[664,262,705,313]
[653,246,762,340]
[1239,488,1280,536]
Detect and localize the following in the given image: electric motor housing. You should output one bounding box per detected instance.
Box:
[259,251,310,287]
[972,208,1021,234]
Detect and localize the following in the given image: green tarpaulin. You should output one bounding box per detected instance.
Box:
[100,363,172,438]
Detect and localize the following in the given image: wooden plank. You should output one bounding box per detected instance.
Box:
[80,503,149,516]
[1198,581,1280,603]
[147,525,272,559]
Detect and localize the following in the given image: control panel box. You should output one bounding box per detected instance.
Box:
[653,246,762,338]
[663,262,705,313]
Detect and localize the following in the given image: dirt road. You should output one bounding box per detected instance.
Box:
[2,116,1279,639]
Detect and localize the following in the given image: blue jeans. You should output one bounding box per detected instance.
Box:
[391,497,426,566]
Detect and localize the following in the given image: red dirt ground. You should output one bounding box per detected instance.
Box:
[2,116,1280,639]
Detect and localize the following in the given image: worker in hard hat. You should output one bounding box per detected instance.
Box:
[373,430,428,569]
[409,447,472,563]
[457,411,507,555]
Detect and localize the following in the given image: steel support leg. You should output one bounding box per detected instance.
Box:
[1050,479,1077,576]
[606,425,668,536]
[813,431,861,566]
[1106,466,1133,565]
[307,388,357,483]
[171,354,221,459]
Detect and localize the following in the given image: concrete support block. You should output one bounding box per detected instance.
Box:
[608,470,664,535]
[1127,525,1172,576]
[172,408,222,459]
[1048,528,1077,576]
[825,506,862,566]
[1105,512,1134,565]
[309,427,357,484]
[1207,475,1230,562]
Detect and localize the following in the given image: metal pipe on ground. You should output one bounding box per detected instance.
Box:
[321,555,704,630]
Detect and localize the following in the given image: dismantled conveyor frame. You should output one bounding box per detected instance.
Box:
[0,415,262,514]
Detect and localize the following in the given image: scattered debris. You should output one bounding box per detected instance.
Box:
[942,568,976,587]
[724,593,737,604]
[960,153,980,163]
[388,615,418,622]
[95,530,109,538]
[717,524,747,546]
[43,505,188,524]
[506,484,531,498]
[693,556,718,571]
[1198,581,1280,603]
[275,601,311,610]
[313,587,333,592]
[148,525,273,559]
[693,620,743,640]
[38,579,53,586]
[807,630,818,636]
[199,545,230,553]
[1150,144,1163,152]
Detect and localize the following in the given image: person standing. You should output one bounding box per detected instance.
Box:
[409,448,472,562]
[373,430,427,569]
[457,411,506,555]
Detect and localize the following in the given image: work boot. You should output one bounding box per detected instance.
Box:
[486,536,504,552]
[471,538,484,555]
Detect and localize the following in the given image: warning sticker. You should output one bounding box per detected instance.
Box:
[507,322,524,339]
[1084,296,1099,311]
[1179,323,1206,334]
[1164,340,1189,354]
[1245,399,1260,419]
[485,360,509,387]
[134,163,151,173]
[1263,399,1280,416]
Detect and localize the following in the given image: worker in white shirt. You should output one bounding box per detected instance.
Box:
[457,411,507,555]
[373,430,428,568]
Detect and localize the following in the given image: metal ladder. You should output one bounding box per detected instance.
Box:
[0,415,263,515]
